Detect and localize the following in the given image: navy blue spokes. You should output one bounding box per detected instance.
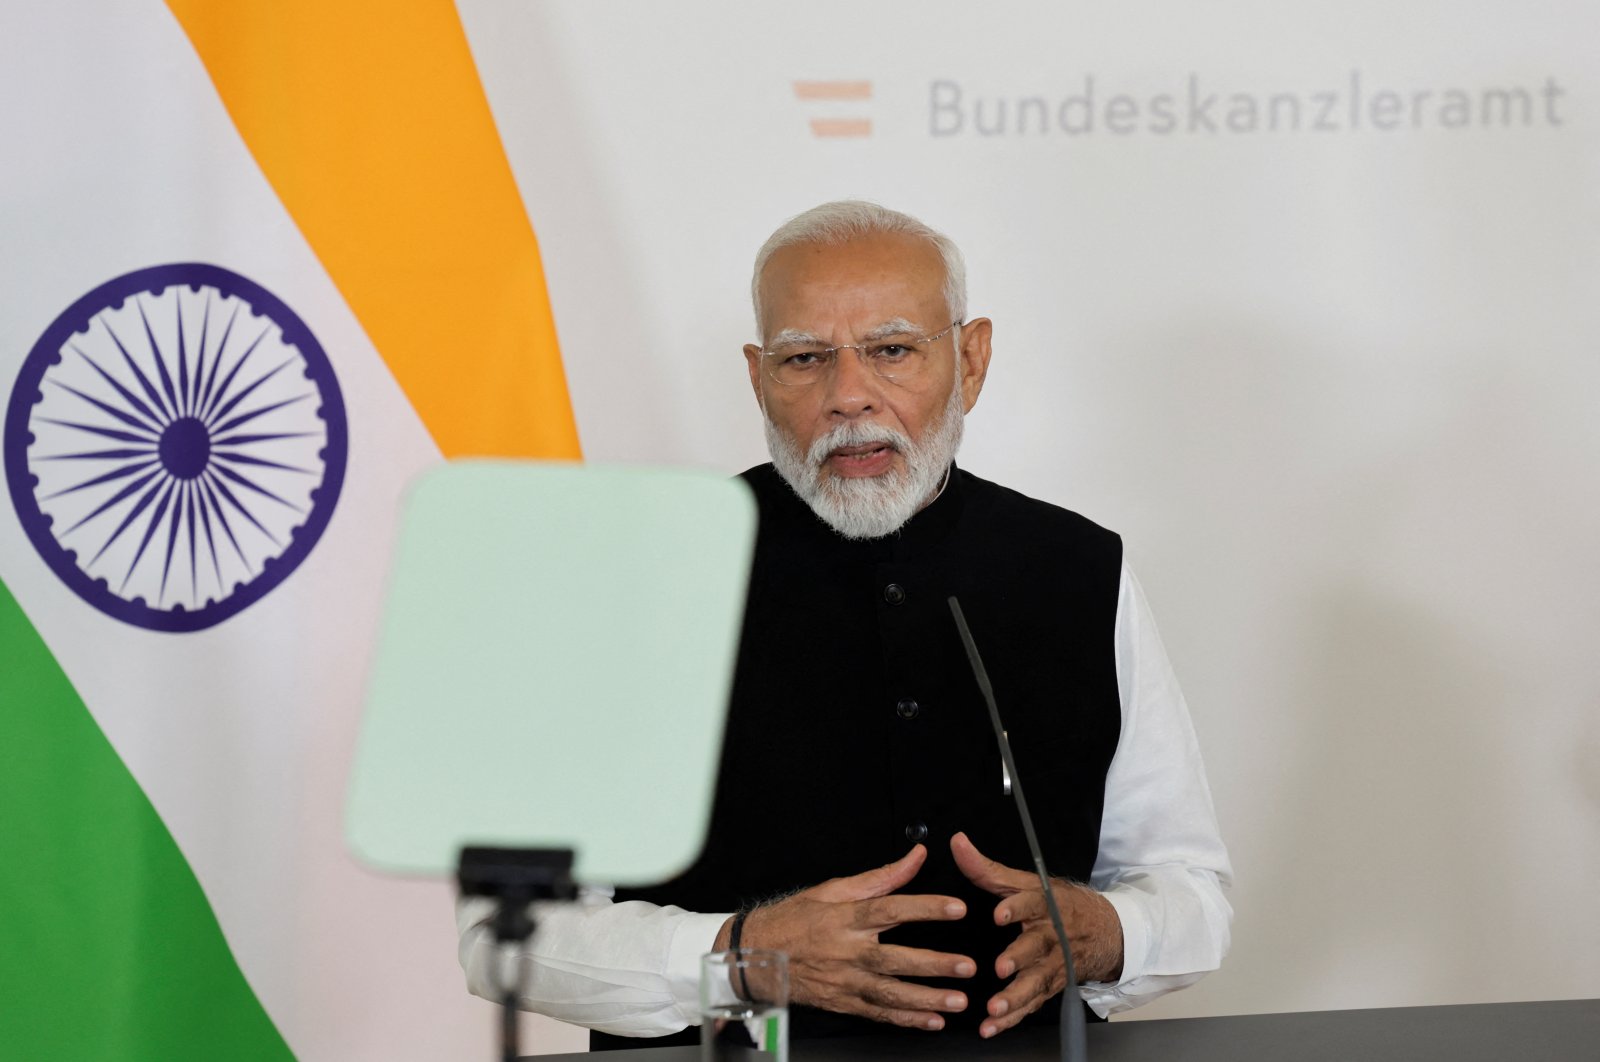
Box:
[120,478,175,592]
[194,302,240,420]
[72,346,167,431]
[197,324,269,425]
[134,298,181,422]
[210,449,315,475]
[60,467,162,536]
[157,475,187,601]
[97,315,173,428]
[86,470,169,565]
[36,418,161,446]
[210,393,313,437]
[209,431,316,448]
[41,458,161,501]
[175,292,192,419]
[210,461,303,513]
[47,379,161,437]
[198,474,248,571]
[204,358,293,430]
[184,481,200,598]
[35,446,157,462]
[202,468,280,546]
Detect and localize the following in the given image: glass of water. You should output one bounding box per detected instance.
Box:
[700,949,789,1062]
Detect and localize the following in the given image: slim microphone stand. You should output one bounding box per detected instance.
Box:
[948,598,1088,1062]
[458,847,578,1062]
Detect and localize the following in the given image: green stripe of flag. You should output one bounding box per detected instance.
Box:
[0,576,294,1059]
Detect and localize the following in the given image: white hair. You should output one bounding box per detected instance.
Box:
[750,200,968,332]
[764,375,965,540]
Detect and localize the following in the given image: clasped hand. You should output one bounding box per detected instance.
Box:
[724,833,1122,1038]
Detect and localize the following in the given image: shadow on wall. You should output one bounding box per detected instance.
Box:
[1578,704,1600,812]
[1082,307,1591,1016]
[1256,586,1517,1011]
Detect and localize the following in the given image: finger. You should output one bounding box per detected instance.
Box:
[812,845,927,903]
[866,943,978,980]
[812,972,957,1031]
[994,927,1056,979]
[857,892,966,929]
[994,886,1050,928]
[854,971,970,1018]
[980,965,1063,1039]
[861,1005,949,1033]
[950,832,1034,897]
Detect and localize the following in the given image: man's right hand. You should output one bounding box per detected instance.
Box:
[720,845,976,1030]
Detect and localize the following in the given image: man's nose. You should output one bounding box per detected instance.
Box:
[822,347,881,417]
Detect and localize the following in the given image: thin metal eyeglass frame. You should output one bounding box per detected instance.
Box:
[758,319,964,387]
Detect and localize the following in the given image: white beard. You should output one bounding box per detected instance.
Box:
[764,382,965,540]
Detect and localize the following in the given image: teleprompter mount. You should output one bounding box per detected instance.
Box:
[458,846,579,1062]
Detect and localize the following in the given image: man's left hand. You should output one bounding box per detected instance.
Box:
[950,832,1124,1038]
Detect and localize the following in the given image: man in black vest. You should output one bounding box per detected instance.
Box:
[460,201,1231,1044]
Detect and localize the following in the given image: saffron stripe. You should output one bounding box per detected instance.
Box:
[167,0,582,460]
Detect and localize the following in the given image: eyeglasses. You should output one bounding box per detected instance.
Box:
[758,320,962,388]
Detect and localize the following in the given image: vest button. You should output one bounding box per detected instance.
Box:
[896,699,920,720]
[883,583,906,605]
[905,821,929,843]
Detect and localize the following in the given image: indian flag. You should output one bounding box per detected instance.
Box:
[0,3,580,1058]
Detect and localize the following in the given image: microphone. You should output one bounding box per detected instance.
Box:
[948,596,1088,1062]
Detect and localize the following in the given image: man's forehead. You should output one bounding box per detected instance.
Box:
[758,235,947,339]
[763,233,942,284]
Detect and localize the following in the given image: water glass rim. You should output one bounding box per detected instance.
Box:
[701,946,790,1009]
[703,946,788,968]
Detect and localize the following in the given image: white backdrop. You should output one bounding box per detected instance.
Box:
[456,0,1600,1041]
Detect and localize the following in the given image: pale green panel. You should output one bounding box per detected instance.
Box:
[346,461,756,886]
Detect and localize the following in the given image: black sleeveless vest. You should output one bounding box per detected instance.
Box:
[596,464,1122,1047]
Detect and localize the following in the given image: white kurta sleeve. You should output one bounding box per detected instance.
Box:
[1079,563,1234,1017]
[457,891,729,1037]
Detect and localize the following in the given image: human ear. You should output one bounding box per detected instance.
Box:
[743,344,766,408]
[957,318,993,413]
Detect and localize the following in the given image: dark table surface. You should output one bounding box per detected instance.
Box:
[526,998,1600,1062]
